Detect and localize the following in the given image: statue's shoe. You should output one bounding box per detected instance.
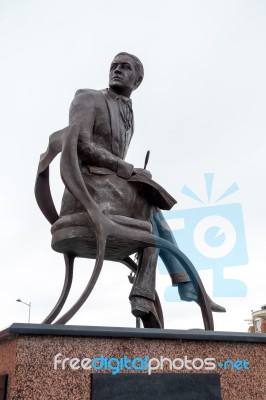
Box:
[178,282,226,313]
[131,296,163,328]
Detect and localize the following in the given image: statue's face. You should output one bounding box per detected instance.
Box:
[109,54,138,97]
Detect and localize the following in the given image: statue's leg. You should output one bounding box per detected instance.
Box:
[153,210,226,313]
[129,247,162,328]
[123,256,164,328]
[153,210,191,282]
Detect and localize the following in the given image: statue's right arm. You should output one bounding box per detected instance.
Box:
[69,89,134,179]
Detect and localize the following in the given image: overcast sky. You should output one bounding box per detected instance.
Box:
[0,0,265,332]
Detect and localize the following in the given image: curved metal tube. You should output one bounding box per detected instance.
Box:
[54,235,106,325]
[42,254,75,324]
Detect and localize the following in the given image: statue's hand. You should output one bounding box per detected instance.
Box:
[133,168,152,179]
[116,159,134,179]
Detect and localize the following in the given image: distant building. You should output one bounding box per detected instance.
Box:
[248,305,266,333]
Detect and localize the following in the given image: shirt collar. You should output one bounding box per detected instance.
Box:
[107,88,132,104]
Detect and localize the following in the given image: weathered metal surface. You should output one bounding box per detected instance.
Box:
[35,52,222,329]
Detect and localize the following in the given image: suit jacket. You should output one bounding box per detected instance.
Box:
[60,88,155,219]
[70,88,135,179]
[35,87,176,225]
[67,88,176,211]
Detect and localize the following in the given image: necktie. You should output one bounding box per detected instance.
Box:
[117,98,133,131]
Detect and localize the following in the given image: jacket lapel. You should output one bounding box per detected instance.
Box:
[101,89,120,156]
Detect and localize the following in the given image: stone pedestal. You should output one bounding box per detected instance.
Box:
[0,323,265,399]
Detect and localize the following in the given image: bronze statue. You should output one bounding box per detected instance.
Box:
[35,52,225,329]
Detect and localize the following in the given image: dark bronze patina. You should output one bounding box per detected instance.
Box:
[35,52,225,329]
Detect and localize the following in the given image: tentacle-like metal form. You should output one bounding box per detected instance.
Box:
[35,127,67,225]
[123,256,164,328]
[54,236,106,325]
[42,254,75,324]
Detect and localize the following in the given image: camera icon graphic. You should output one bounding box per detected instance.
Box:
[157,173,248,300]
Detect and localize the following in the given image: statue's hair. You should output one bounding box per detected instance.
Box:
[114,52,144,84]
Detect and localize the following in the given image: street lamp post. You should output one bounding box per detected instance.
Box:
[16,298,31,323]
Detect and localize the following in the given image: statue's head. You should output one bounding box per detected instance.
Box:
[109,52,144,97]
